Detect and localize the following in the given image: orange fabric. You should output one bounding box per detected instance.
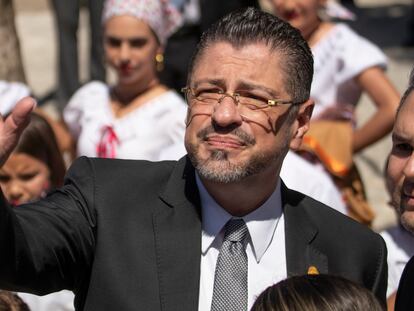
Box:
[298,120,374,226]
[300,120,353,177]
[303,135,349,177]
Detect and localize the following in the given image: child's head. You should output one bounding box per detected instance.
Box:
[251,274,384,311]
[0,113,66,206]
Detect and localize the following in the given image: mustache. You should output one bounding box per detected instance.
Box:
[196,125,256,146]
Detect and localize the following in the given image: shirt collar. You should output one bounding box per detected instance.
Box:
[197,173,283,263]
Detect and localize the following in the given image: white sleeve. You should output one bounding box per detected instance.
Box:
[63,81,108,140]
[335,24,387,83]
[281,151,347,214]
[0,81,30,115]
[158,93,188,161]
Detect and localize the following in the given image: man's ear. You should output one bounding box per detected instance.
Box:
[290,99,314,150]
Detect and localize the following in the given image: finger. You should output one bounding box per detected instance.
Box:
[4,97,36,134]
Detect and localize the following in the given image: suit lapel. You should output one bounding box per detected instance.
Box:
[282,183,328,276]
[154,157,202,311]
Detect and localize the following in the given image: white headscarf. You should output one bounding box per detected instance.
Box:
[102,0,183,45]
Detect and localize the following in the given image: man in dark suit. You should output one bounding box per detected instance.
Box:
[0,8,386,311]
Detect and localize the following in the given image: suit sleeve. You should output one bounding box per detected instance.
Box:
[0,157,96,295]
[371,235,388,306]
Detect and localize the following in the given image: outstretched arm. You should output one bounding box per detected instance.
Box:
[353,67,399,153]
[0,99,96,294]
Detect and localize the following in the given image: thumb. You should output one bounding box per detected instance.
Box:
[0,97,36,167]
[6,97,37,131]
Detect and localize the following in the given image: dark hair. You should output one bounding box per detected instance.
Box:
[251,274,384,311]
[187,7,313,104]
[397,68,414,115]
[14,112,66,188]
[0,291,30,311]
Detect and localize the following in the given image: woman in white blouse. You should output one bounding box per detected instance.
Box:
[270,0,400,225]
[63,0,187,161]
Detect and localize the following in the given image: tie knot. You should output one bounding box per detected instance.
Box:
[224,219,248,243]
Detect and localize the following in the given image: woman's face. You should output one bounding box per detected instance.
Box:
[0,153,50,206]
[104,15,161,88]
[270,0,323,37]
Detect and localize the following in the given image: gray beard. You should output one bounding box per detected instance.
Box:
[187,145,282,184]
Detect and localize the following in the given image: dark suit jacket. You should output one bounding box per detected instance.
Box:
[0,156,387,310]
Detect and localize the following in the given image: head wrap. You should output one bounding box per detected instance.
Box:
[102,0,183,45]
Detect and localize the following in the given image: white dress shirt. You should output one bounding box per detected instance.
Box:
[380,225,414,297]
[196,174,287,311]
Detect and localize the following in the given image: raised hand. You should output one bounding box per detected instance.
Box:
[0,97,36,167]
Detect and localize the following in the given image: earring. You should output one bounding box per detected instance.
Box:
[155,53,164,72]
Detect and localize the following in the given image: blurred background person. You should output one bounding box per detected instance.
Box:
[0,112,66,205]
[269,0,400,225]
[251,274,384,311]
[63,0,187,161]
[0,0,26,82]
[0,112,73,310]
[51,0,106,113]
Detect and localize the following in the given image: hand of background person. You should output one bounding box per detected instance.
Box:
[0,97,35,167]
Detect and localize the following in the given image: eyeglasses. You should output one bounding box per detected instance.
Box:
[181,87,303,124]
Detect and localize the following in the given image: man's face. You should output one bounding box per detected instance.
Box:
[387,92,414,233]
[184,42,312,183]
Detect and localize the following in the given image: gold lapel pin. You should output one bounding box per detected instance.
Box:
[307,266,319,275]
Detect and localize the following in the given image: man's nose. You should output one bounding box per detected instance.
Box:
[211,95,243,127]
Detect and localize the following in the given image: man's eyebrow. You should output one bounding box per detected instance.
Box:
[237,81,280,97]
[192,79,225,88]
[192,79,281,97]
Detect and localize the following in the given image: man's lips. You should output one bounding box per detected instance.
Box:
[205,135,246,149]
